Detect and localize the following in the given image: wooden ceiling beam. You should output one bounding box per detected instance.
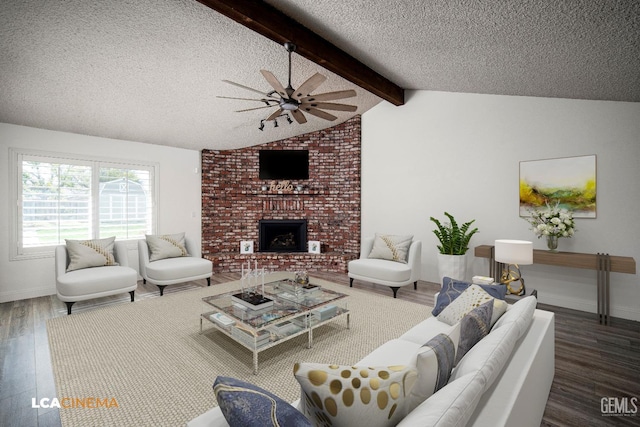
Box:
[196,0,404,106]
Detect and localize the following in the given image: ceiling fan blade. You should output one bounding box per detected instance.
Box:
[265,108,284,121]
[222,80,277,98]
[290,109,307,124]
[217,95,275,103]
[302,107,337,121]
[260,70,289,99]
[235,105,276,113]
[299,102,357,112]
[293,73,327,99]
[300,90,357,102]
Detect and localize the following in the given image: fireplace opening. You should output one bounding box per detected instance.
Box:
[259,219,307,252]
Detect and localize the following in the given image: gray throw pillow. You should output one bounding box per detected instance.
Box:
[368,233,413,263]
[65,236,117,272]
[455,300,494,365]
[146,232,188,261]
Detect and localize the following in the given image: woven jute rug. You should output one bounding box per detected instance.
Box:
[47,273,430,426]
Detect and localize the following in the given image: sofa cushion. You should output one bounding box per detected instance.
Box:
[396,372,485,427]
[348,258,412,282]
[432,277,506,316]
[357,339,423,367]
[144,256,212,281]
[455,300,493,365]
[65,236,117,271]
[368,233,413,263]
[409,326,460,411]
[56,265,137,297]
[146,232,188,261]
[437,285,507,327]
[399,316,456,345]
[213,376,311,427]
[491,295,537,335]
[294,362,417,427]
[450,320,520,388]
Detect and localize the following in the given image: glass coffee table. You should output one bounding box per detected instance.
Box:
[200,279,349,374]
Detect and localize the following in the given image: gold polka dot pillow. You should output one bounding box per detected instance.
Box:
[437,284,508,327]
[293,363,417,427]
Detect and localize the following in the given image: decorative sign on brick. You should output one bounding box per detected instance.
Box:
[201,116,362,273]
[269,180,294,192]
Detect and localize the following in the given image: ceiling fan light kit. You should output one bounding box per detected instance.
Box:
[219,42,357,129]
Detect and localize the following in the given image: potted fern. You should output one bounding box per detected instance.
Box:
[430,212,479,282]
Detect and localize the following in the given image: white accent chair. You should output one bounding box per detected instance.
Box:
[138,238,213,296]
[55,241,138,315]
[348,237,422,298]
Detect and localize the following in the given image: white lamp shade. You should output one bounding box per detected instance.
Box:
[494,239,533,265]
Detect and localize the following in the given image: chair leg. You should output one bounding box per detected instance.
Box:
[207,277,211,287]
[157,285,166,296]
[65,301,75,315]
[129,291,135,302]
[349,278,354,287]
[390,287,400,298]
[414,281,417,290]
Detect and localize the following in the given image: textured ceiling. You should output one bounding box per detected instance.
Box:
[1,0,638,151]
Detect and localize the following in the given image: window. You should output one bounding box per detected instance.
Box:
[11,149,157,259]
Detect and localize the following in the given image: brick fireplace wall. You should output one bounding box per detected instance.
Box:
[201,116,361,273]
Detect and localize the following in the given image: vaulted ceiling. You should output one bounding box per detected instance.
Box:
[1,0,638,150]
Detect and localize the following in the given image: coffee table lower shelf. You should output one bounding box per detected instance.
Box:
[200,309,350,374]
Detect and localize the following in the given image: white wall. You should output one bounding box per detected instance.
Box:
[362,91,640,321]
[0,123,202,302]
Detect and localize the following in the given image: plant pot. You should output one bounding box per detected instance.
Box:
[437,253,467,283]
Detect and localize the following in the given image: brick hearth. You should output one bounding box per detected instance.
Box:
[201,116,361,273]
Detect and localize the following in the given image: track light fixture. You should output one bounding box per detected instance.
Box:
[257,114,294,131]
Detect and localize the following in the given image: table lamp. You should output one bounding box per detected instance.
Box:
[494,239,533,296]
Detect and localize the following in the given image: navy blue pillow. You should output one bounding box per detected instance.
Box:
[214,376,312,427]
[431,277,506,316]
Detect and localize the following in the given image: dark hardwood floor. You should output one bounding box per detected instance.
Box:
[1,272,638,426]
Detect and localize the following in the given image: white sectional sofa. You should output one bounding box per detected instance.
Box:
[188,295,554,427]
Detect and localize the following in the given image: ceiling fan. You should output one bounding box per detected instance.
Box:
[218,42,357,125]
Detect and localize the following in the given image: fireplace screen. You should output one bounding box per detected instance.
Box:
[259,219,307,252]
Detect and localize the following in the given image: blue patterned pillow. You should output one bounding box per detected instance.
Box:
[455,300,494,365]
[213,376,312,427]
[431,277,506,316]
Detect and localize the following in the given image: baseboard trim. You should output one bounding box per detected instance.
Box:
[538,294,640,322]
[0,286,55,303]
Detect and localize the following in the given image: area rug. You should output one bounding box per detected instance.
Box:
[47,272,430,426]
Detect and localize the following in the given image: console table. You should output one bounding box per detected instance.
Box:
[474,245,636,325]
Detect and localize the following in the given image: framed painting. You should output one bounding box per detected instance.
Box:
[240,240,254,254]
[519,155,596,218]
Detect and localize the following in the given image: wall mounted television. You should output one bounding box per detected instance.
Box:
[259,150,309,180]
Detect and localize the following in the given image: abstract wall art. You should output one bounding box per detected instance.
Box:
[519,155,596,218]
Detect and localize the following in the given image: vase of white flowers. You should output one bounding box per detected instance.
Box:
[525,202,576,252]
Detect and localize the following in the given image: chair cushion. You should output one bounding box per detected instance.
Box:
[146,256,212,281]
[368,234,413,263]
[348,258,411,282]
[65,236,117,271]
[57,265,137,297]
[146,232,188,261]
